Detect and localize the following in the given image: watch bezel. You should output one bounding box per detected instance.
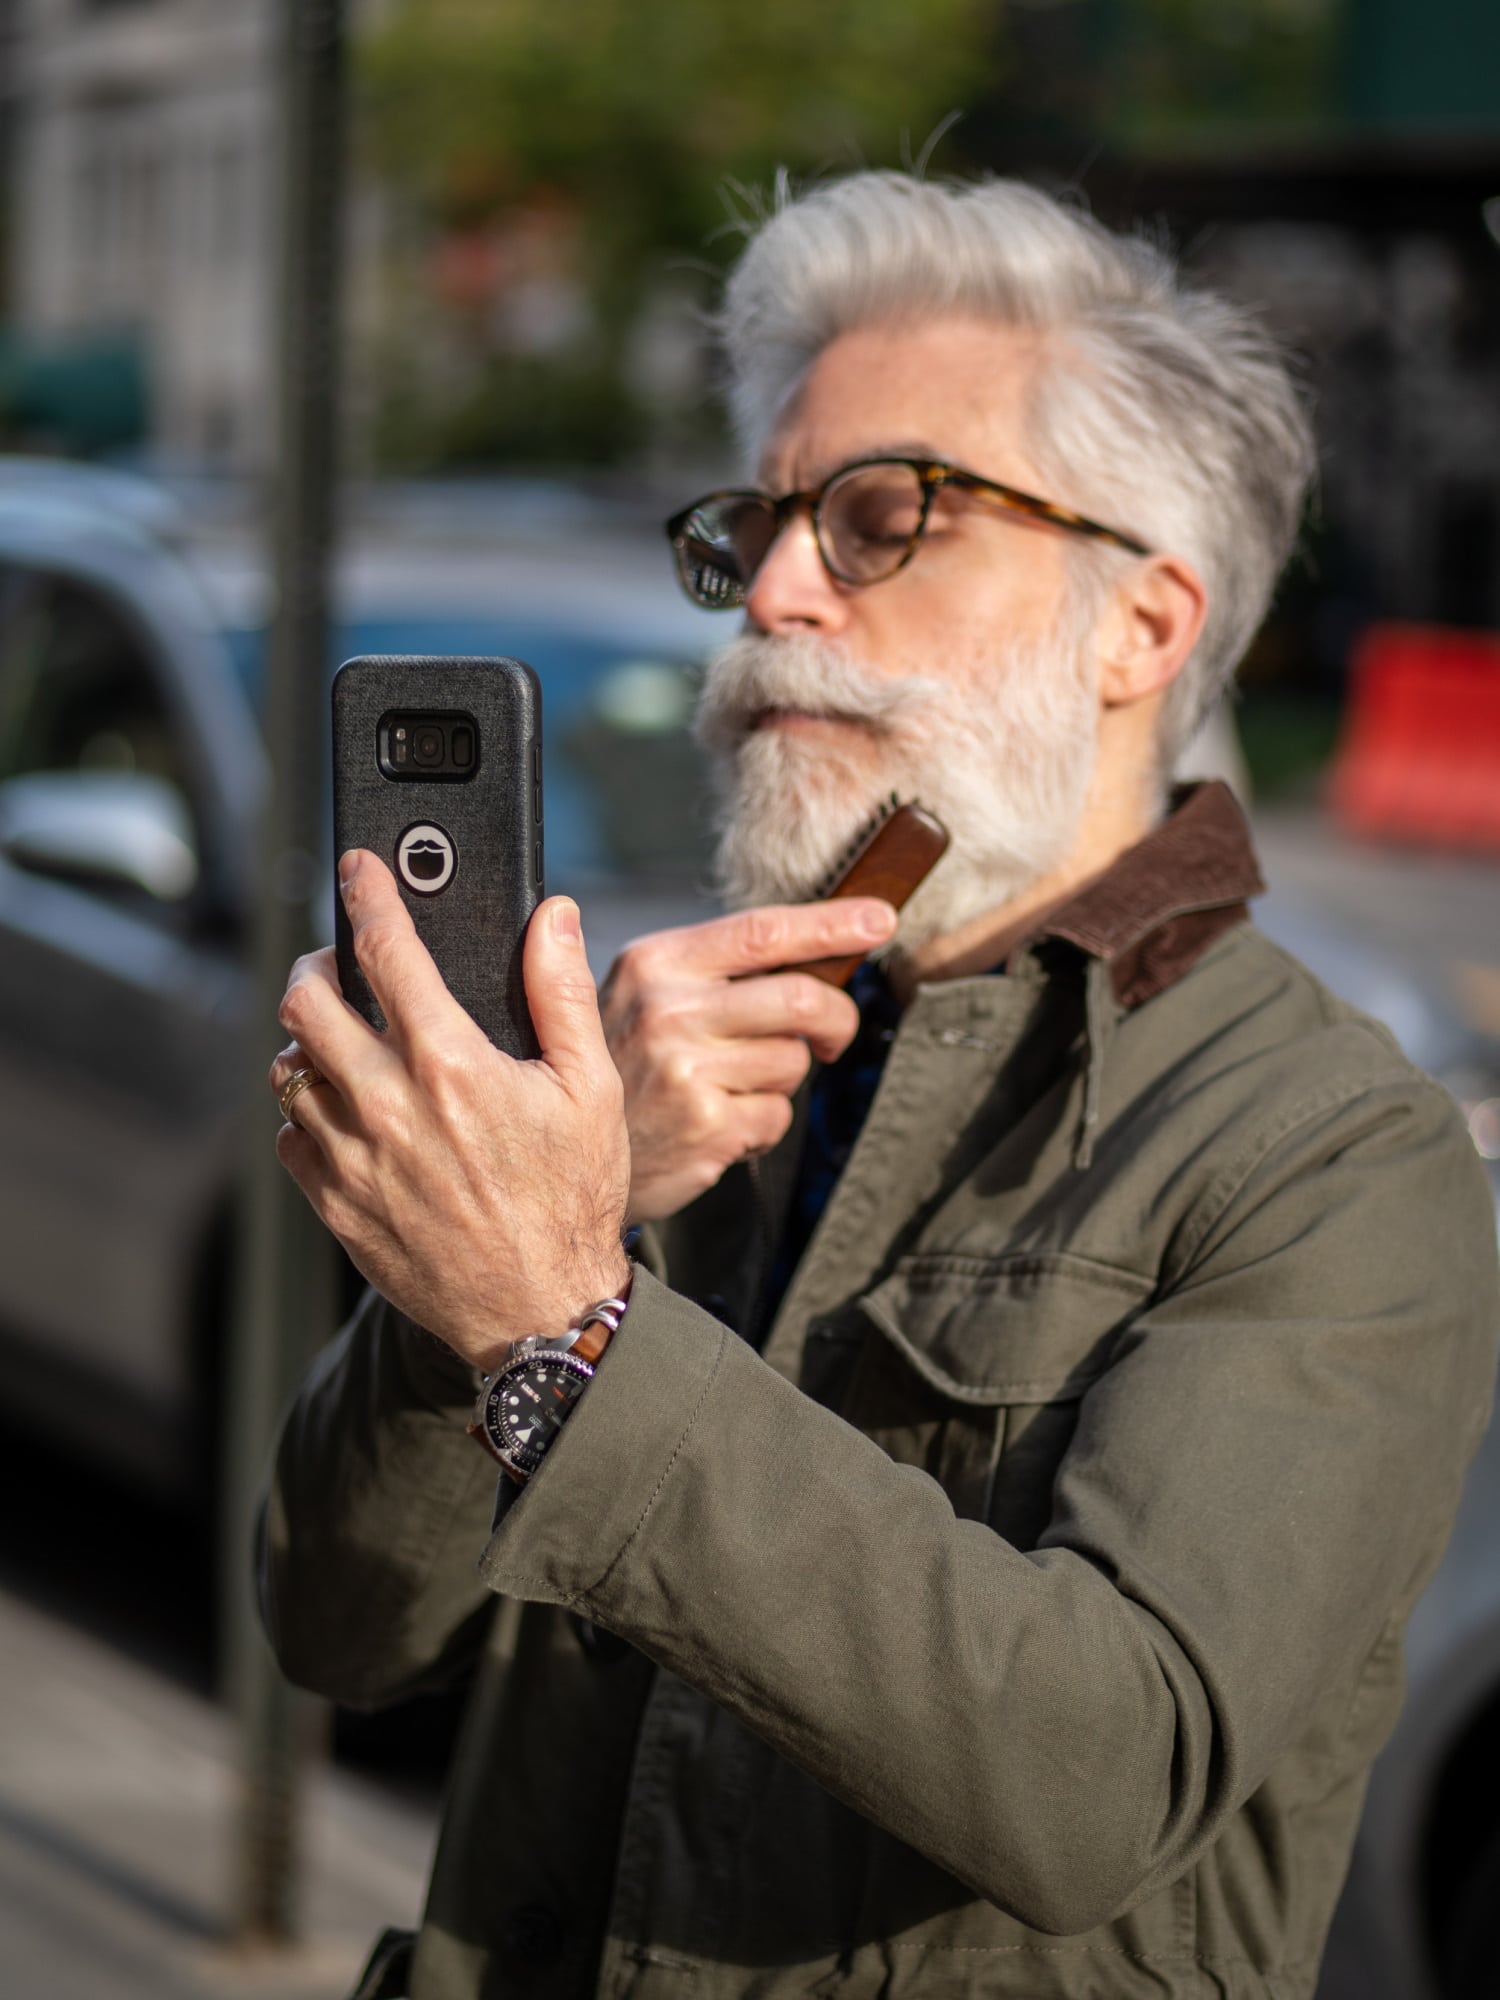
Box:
[476,1348,596,1477]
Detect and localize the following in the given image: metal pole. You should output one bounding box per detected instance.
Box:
[221,0,347,1948]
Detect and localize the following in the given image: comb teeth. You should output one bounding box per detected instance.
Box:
[809,792,903,900]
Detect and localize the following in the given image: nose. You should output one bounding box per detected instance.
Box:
[743,508,853,638]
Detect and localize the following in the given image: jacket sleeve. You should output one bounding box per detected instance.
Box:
[478,1072,1499,1935]
[257,1284,502,1709]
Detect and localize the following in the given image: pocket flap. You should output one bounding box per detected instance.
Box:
[857,1251,1150,1404]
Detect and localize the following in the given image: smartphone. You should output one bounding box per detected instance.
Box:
[332,655,543,1060]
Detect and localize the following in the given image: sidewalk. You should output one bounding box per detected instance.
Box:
[0,1582,437,2000]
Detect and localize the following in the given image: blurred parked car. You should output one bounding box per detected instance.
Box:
[0,459,717,1500]
[0,461,1495,1997]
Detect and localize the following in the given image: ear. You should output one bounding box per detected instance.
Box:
[1095,554,1208,709]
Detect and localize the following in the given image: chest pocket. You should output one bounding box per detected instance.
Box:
[802,1252,1151,1545]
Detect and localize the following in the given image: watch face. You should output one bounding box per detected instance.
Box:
[481,1353,594,1475]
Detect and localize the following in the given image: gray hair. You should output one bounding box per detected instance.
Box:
[717,171,1317,760]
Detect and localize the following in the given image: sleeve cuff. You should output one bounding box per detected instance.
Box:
[477,1264,728,1605]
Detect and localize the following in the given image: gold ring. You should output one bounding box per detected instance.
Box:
[278,1065,324,1124]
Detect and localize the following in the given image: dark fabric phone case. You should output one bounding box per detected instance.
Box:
[332,656,542,1060]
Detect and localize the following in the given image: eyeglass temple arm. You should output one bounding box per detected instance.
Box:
[955,472,1151,558]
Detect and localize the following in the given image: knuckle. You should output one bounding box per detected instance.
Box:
[277,985,312,1038]
[554,969,603,1015]
[746,1096,793,1155]
[689,1089,727,1148]
[640,990,696,1048]
[659,1048,698,1096]
[411,1037,466,1098]
[613,935,661,988]
[780,975,825,1029]
[357,1078,407,1145]
[828,990,860,1040]
[352,917,396,974]
[777,1040,813,1091]
[740,907,785,960]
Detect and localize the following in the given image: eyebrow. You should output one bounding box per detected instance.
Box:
[767,442,953,490]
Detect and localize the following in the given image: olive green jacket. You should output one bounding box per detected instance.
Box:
[260,785,1499,2000]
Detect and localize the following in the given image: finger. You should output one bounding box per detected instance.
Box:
[339,850,467,1049]
[712,1036,813,1098]
[639,898,897,981]
[268,1040,307,1096]
[275,1119,370,1244]
[694,973,859,1064]
[276,1125,406,1306]
[523,897,616,1085]
[275,1117,338,1209]
[268,1037,344,1100]
[276,947,388,1100]
[724,1091,797,1159]
[275,1068,358,1153]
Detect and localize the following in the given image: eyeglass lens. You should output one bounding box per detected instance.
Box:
[820,462,926,583]
[676,496,779,607]
[676,462,929,607]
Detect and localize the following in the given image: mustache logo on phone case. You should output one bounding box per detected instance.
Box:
[396,822,457,896]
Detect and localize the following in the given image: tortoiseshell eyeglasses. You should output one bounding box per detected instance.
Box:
[665,455,1152,609]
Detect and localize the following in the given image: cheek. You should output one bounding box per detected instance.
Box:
[915,528,1073,635]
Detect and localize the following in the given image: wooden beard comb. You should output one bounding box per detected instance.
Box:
[787,795,951,989]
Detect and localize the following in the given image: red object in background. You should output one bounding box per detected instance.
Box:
[1328,622,1500,850]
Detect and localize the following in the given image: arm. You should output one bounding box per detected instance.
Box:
[264,856,1495,1929]
[477,1073,1499,1934]
[258,856,890,1693]
[256,1284,500,1708]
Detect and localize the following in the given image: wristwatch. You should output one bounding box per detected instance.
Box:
[467,1294,630,1484]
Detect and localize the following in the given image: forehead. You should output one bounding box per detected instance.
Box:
[757,316,1047,488]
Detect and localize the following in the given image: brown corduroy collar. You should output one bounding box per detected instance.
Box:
[1017,779,1266,1010]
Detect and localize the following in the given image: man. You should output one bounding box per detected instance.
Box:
[260,173,1498,2000]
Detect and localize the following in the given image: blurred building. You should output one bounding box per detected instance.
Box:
[970,0,1500,655]
[1119,153,1500,646]
[0,0,20,295]
[6,0,279,469]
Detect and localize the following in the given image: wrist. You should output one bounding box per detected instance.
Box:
[469,1254,634,1374]
[466,1273,634,1481]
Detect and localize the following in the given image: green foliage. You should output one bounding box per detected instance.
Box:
[357,0,995,467]
[361,0,995,231]
[353,0,1356,469]
[1108,0,1345,148]
[374,351,650,470]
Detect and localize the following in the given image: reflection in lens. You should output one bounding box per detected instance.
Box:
[681,494,783,607]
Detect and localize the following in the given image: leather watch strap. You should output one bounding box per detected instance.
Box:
[568,1291,630,1365]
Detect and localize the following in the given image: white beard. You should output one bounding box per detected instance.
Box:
[693,615,1100,952]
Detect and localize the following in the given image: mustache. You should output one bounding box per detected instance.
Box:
[693,633,945,756]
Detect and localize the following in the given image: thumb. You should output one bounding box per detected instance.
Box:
[523,897,611,1083]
